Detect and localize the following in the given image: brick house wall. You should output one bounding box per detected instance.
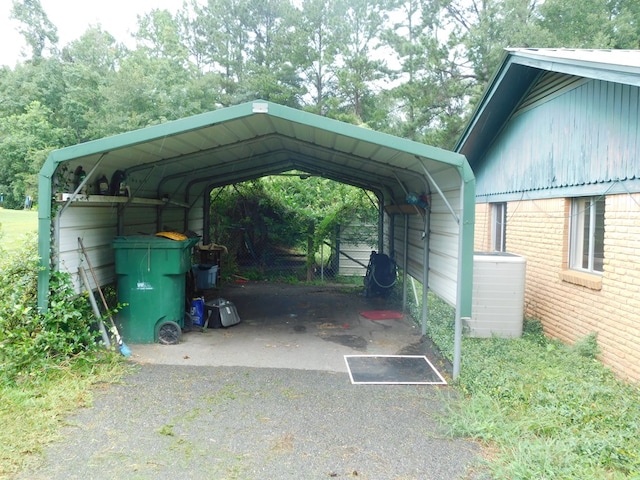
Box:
[473,202,490,251]
[473,194,640,383]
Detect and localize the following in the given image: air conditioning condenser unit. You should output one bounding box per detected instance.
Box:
[467,252,527,338]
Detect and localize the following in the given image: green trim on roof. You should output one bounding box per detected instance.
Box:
[45,100,466,169]
[46,102,256,165]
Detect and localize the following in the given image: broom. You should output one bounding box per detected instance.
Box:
[78,237,131,357]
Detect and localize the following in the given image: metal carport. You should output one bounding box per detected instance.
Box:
[37,100,475,377]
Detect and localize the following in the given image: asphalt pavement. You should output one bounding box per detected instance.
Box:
[16,283,488,479]
[17,364,486,480]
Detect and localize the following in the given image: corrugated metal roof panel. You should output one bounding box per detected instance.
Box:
[457,48,640,167]
[507,48,640,69]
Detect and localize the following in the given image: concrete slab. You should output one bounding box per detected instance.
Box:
[129,282,426,373]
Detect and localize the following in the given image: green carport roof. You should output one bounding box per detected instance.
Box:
[40,100,470,201]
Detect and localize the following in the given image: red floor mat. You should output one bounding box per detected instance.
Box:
[359,310,404,320]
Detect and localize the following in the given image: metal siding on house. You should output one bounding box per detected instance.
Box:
[475,78,640,198]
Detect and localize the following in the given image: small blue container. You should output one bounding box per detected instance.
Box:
[193,264,218,290]
[190,298,205,326]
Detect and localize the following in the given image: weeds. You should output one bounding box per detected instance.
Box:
[0,237,102,383]
[0,233,130,476]
[421,292,640,479]
[0,354,128,476]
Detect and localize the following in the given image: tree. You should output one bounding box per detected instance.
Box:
[4,0,640,213]
[88,49,196,135]
[332,0,393,124]
[538,0,640,49]
[186,0,252,105]
[87,10,201,136]
[381,0,422,138]
[444,0,550,87]
[297,0,347,113]
[59,27,122,142]
[135,8,190,62]
[241,0,305,106]
[10,0,59,63]
[0,58,67,126]
[0,101,72,207]
[613,0,640,49]
[382,0,472,146]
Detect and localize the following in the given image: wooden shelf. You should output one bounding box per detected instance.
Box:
[384,204,425,215]
[55,194,188,208]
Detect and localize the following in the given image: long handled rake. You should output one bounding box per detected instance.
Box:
[78,237,131,357]
[78,266,111,349]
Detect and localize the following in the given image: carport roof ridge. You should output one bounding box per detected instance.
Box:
[44,100,466,171]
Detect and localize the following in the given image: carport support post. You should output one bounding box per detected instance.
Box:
[421,207,430,336]
[37,166,55,312]
[202,186,212,245]
[401,214,409,312]
[306,220,314,281]
[415,157,475,381]
[453,167,475,380]
[378,198,385,253]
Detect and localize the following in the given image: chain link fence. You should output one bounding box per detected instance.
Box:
[206,179,379,285]
[212,223,377,284]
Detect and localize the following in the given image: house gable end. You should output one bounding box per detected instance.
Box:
[474,76,640,201]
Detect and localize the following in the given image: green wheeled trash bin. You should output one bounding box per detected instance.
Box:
[112,235,199,343]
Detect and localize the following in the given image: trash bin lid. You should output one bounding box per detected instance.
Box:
[112,235,199,249]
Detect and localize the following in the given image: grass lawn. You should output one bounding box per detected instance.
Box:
[418,294,640,479]
[0,208,38,247]
[0,357,129,477]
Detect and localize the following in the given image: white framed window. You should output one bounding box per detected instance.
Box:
[491,202,506,252]
[569,197,605,273]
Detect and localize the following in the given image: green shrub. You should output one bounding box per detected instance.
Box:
[0,236,101,384]
[0,234,127,476]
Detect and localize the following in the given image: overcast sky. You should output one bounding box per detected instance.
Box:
[0,0,181,67]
